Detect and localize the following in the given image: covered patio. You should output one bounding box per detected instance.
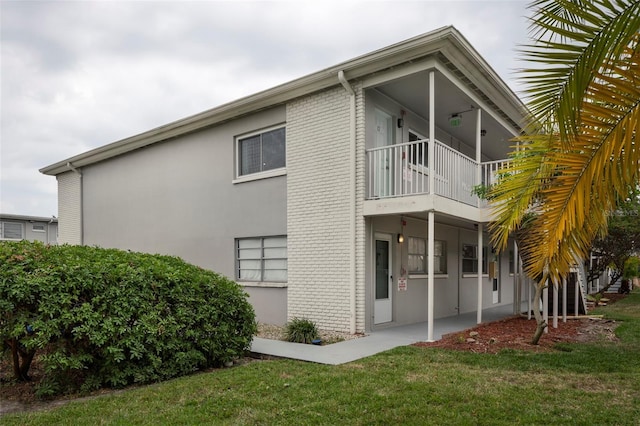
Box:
[251,304,520,365]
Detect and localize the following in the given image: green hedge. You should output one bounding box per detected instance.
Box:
[0,241,256,396]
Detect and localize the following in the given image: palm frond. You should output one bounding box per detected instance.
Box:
[520,0,640,141]
[491,36,640,283]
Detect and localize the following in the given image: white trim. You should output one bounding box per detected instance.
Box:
[234,124,286,180]
[32,224,46,232]
[232,168,286,184]
[238,281,288,289]
[374,232,393,325]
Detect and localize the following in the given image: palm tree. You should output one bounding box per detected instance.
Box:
[489,0,640,344]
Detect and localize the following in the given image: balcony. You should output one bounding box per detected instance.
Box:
[365,139,509,209]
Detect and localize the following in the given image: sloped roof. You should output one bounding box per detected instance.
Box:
[40,26,527,176]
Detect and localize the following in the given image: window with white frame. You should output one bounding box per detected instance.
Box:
[236,236,287,282]
[1,222,23,239]
[408,237,447,274]
[462,244,488,274]
[237,126,285,177]
[32,224,45,232]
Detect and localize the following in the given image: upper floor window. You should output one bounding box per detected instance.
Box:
[237,126,286,178]
[1,221,23,240]
[236,236,287,282]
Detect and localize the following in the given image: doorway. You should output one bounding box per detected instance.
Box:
[374,233,393,324]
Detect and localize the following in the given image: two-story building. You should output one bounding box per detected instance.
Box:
[40,27,530,339]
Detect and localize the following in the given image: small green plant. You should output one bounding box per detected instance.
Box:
[284,318,319,344]
[471,184,490,200]
[587,293,603,306]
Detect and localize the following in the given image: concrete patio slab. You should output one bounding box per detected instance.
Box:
[250,304,520,365]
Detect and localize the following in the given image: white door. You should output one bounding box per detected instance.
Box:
[374,109,393,197]
[374,234,393,324]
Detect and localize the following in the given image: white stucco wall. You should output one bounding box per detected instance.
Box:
[73,107,289,325]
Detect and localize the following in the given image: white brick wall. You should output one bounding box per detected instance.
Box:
[57,171,82,245]
[287,85,357,332]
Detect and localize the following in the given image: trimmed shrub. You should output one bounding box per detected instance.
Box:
[284,318,319,344]
[0,241,256,396]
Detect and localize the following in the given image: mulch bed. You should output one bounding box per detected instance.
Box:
[414,293,627,354]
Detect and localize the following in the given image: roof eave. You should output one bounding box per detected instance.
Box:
[40,26,527,176]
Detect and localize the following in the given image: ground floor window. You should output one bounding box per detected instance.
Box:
[408,237,447,274]
[1,221,23,240]
[462,244,488,274]
[236,236,287,282]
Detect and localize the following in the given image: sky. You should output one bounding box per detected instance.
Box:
[0,0,530,217]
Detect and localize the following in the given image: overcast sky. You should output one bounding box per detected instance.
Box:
[1,0,530,217]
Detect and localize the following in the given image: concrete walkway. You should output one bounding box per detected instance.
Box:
[250,304,519,365]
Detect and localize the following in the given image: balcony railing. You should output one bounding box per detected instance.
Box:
[366,139,510,207]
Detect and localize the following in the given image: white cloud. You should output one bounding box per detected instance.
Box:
[0,0,529,217]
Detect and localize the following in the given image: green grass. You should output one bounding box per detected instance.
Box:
[4,291,640,425]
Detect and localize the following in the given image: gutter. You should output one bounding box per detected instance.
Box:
[338,70,357,335]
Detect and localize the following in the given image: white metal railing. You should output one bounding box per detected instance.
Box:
[366,139,508,206]
[479,159,511,206]
[481,159,511,188]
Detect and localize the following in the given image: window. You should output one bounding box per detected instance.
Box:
[236,236,287,282]
[1,222,23,239]
[237,127,285,177]
[408,237,447,274]
[462,244,488,274]
[32,224,45,232]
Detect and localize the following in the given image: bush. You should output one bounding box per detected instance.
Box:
[284,318,319,344]
[0,241,256,396]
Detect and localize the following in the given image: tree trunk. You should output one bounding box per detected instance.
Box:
[6,338,35,381]
[531,281,548,345]
[18,346,36,380]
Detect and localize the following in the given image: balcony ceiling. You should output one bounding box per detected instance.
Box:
[376,70,516,161]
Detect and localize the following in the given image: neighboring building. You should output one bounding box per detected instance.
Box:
[0,213,58,244]
[40,27,532,338]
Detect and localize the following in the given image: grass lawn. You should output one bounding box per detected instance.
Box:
[3,291,640,425]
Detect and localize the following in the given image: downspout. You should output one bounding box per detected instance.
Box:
[67,162,83,245]
[338,70,357,334]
